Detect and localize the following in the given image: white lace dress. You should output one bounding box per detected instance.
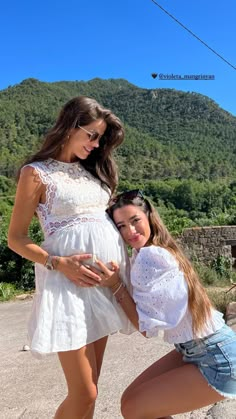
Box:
[26,158,133,357]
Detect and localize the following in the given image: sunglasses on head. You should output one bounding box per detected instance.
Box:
[76,124,103,142]
[109,189,145,206]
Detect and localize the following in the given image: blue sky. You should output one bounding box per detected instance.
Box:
[1,0,236,115]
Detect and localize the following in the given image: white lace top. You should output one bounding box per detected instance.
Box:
[26,158,110,238]
[25,158,134,356]
[131,246,225,343]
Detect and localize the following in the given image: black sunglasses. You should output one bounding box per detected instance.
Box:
[109,189,145,206]
[76,124,103,142]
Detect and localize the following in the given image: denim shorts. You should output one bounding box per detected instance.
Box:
[175,324,236,398]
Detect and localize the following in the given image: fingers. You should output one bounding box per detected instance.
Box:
[95,259,114,274]
[95,259,120,277]
[110,260,119,271]
[75,254,93,261]
[88,266,104,276]
[85,259,113,280]
[77,264,101,285]
[70,274,99,287]
[93,259,106,271]
[64,255,120,288]
[95,258,119,270]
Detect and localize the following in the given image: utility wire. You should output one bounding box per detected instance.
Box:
[150,0,236,71]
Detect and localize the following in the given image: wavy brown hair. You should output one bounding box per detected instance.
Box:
[108,193,213,335]
[19,96,124,193]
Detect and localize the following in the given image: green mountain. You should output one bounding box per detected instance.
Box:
[2,78,236,289]
[0,77,236,182]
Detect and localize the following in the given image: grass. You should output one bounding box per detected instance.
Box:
[0,282,24,302]
[206,287,236,317]
[194,261,233,287]
[194,260,236,316]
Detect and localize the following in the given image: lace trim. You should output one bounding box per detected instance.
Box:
[24,160,110,238]
[25,162,57,217]
[45,216,104,237]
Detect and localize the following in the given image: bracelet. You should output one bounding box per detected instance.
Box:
[112,282,123,296]
[44,254,60,270]
[52,256,61,270]
[44,254,49,266]
[111,280,121,292]
[115,284,127,304]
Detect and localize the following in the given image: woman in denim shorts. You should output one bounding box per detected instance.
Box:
[94,190,236,419]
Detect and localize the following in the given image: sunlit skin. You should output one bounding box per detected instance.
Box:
[58,119,107,162]
[94,204,225,419]
[113,205,151,249]
[7,106,121,419]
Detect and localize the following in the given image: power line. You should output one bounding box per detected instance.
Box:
[150,0,236,71]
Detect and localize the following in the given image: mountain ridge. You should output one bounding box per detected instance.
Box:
[0,77,235,182]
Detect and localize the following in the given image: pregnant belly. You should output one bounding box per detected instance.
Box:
[41,217,125,264]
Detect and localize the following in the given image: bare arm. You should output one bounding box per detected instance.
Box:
[8,166,48,264]
[95,260,146,335]
[8,166,101,287]
[113,277,142,332]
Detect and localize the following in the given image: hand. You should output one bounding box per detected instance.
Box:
[57,254,102,287]
[93,259,121,288]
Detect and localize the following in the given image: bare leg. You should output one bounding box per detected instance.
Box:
[85,336,108,419]
[54,336,108,419]
[121,350,224,419]
[122,349,185,419]
[122,349,185,405]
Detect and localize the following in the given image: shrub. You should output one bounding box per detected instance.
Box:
[211,255,232,279]
[0,216,43,290]
[0,282,22,301]
[207,288,236,317]
[194,262,222,286]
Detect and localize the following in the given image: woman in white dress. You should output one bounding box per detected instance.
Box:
[8,96,133,419]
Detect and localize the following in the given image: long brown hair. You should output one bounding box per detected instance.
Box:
[19,96,124,193]
[108,194,213,335]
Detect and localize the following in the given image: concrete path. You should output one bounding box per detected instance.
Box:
[1,299,235,419]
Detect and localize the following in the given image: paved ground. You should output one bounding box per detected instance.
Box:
[1,298,236,419]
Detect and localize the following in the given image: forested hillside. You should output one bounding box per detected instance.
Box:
[1,78,236,291]
[1,77,236,232]
[1,77,236,181]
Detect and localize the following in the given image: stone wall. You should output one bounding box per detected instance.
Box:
[179,225,236,265]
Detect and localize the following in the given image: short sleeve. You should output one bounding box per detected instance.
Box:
[131,246,188,337]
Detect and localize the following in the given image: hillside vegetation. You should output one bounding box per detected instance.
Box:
[1,77,236,291]
[1,77,236,182]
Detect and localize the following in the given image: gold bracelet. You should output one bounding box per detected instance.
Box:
[113,283,123,296]
[111,280,121,292]
[115,285,127,304]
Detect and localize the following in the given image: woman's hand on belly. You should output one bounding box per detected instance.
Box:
[57,254,102,287]
[90,259,121,289]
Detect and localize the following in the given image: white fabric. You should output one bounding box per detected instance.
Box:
[26,159,134,357]
[131,246,225,343]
